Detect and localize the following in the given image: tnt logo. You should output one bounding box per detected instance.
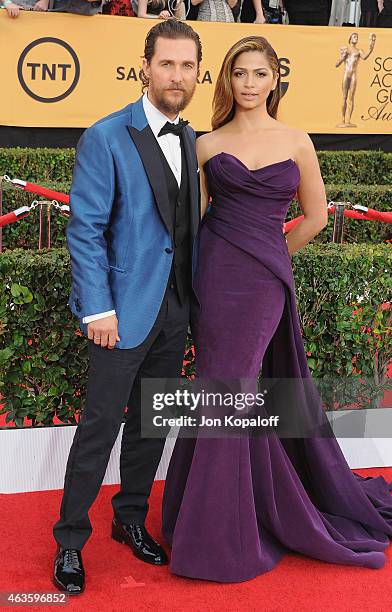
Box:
[17,37,80,103]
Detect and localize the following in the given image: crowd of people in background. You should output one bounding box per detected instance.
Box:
[1,0,391,27]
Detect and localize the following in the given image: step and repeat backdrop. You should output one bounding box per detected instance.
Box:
[1,11,391,134]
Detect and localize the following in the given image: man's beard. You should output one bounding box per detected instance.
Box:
[149,82,196,116]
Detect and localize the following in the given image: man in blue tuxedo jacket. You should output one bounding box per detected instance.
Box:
[53,19,202,594]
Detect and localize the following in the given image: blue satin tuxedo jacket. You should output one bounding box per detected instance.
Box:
[66,96,200,348]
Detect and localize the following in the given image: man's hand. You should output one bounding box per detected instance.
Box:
[87,314,120,349]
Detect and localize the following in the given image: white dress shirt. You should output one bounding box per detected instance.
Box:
[82,92,182,324]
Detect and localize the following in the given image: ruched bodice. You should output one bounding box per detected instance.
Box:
[196,154,301,308]
[205,153,300,228]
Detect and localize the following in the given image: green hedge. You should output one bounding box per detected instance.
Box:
[1,148,391,185]
[0,244,391,426]
[317,150,392,185]
[0,149,75,184]
[0,249,85,426]
[0,181,390,250]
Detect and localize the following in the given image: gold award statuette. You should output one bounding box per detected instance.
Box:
[335,32,376,128]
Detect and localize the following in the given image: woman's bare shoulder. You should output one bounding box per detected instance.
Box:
[276,123,311,142]
[196,131,216,148]
[275,123,314,153]
[292,129,316,155]
[268,122,315,164]
[288,129,319,168]
[273,121,306,138]
[196,128,227,146]
[196,130,225,164]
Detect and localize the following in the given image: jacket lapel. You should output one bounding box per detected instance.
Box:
[127,96,200,242]
[182,127,201,243]
[127,98,173,237]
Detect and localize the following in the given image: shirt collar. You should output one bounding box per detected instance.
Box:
[143,92,180,138]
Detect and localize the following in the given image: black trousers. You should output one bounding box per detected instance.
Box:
[53,282,190,550]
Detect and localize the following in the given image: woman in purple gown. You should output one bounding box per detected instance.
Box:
[161,36,392,583]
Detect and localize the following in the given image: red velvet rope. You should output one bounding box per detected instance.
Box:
[3,178,392,231]
[284,206,392,233]
[0,211,21,228]
[24,182,69,204]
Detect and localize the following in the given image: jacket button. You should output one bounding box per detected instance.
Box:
[165,247,173,254]
[177,201,181,207]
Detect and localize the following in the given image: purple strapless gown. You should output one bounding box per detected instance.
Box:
[161,152,392,582]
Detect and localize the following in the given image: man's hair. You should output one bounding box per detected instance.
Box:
[141,18,202,90]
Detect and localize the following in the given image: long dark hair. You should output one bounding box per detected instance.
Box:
[211,36,281,131]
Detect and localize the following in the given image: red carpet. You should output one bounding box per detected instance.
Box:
[1,469,392,612]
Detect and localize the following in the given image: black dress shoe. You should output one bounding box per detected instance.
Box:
[53,547,85,595]
[111,517,168,566]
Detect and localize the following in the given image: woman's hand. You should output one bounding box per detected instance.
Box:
[254,13,266,24]
[159,9,171,19]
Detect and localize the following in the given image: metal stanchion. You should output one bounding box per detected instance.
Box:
[332,202,351,243]
[38,201,52,250]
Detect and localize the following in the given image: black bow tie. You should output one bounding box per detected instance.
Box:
[158,118,189,138]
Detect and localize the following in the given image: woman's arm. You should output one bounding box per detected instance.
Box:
[227,0,238,8]
[195,136,212,218]
[252,0,266,23]
[191,0,204,5]
[286,132,328,256]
